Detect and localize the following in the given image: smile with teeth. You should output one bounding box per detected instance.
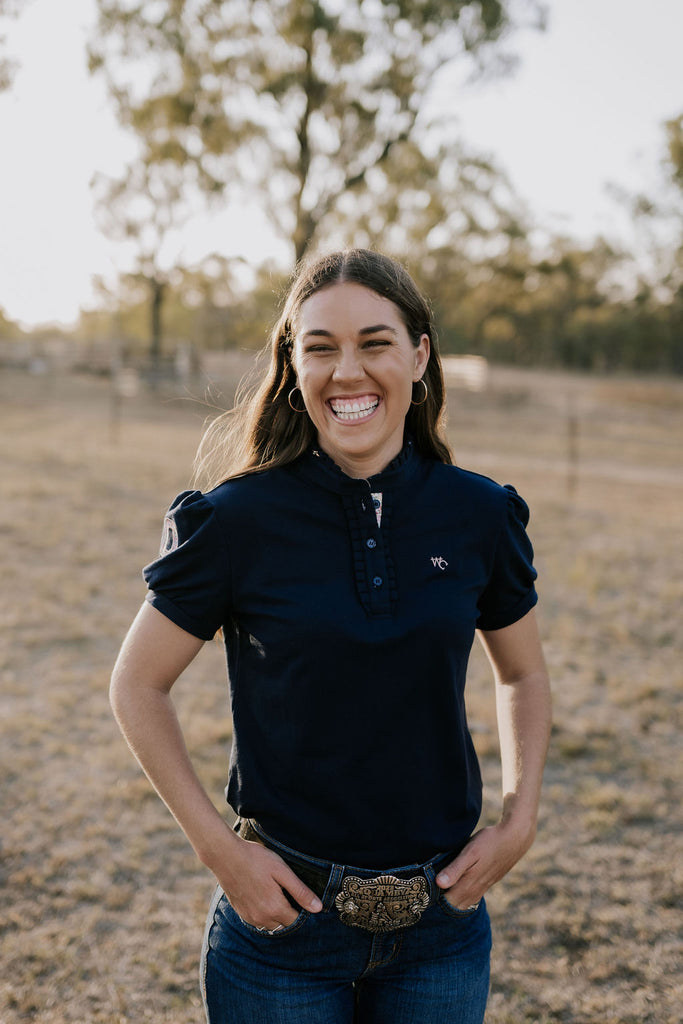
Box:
[328,396,380,422]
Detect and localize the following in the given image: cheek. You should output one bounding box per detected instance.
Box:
[295,367,315,397]
[292,350,314,389]
[295,369,326,418]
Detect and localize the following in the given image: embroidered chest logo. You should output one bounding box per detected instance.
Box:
[430,555,448,571]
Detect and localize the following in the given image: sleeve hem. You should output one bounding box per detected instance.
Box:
[476,588,538,633]
[144,591,218,642]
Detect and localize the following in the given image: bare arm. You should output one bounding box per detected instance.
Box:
[436,608,551,906]
[110,602,322,927]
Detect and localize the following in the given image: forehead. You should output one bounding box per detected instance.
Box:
[296,282,403,334]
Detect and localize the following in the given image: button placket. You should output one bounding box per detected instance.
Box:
[342,487,395,617]
[361,493,389,611]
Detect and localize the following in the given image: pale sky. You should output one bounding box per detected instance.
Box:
[0,0,681,329]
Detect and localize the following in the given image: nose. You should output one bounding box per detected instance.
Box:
[332,346,364,383]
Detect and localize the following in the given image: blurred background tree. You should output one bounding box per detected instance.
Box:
[71,2,682,375]
[660,114,683,371]
[606,110,683,374]
[88,0,544,257]
[91,157,196,375]
[0,0,27,90]
[87,0,545,359]
[0,306,26,338]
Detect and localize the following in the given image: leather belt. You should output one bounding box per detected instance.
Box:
[238,818,332,899]
[238,819,458,934]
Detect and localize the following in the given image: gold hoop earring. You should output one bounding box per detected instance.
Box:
[411,379,428,406]
[288,386,306,412]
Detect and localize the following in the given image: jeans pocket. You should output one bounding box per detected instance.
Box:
[436,894,482,920]
[221,893,310,939]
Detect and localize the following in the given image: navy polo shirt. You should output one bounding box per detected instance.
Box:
[143,442,538,867]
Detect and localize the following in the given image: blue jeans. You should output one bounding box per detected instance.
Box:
[200,823,491,1023]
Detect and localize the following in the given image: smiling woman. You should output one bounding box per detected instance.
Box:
[193,249,451,487]
[110,248,551,1024]
[292,282,430,478]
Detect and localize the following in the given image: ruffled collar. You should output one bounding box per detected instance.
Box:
[292,437,422,494]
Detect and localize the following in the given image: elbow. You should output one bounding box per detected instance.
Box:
[109,660,132,724]
[109,671,123,722]
[109,672,119,712]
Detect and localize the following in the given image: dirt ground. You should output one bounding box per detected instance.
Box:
[1,359,681,1023]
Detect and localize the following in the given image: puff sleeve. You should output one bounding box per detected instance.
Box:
[476,485,538,631]
[142,490,231,641]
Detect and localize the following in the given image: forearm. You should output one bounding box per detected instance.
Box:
[495,667,552,840]
[110,603,323,928]
[110,676,235,868]
[435,659,551,902]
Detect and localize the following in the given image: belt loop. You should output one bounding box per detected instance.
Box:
[321,864,345,912]
[422,862,438,904]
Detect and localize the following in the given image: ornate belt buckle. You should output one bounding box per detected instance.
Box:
[335,873,430,933]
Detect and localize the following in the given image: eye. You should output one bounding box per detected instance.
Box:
[303,343,334,354]
[363,338,392,349]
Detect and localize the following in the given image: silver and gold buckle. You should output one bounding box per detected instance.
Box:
[335,873,430,933]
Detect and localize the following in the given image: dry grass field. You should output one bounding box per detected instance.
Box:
[1,357,681,1023]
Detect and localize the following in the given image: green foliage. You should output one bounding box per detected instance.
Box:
[665,114,683,193]
[418,232,683,373]
[76,257,288,356]
[87,0,545,364]
[89,0,544,261]
[84,7,682,374]
[0,305,25,339]
[73,235,683,375]
[0,0,27,90]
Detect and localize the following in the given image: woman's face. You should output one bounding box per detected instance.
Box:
[292,282,429,478]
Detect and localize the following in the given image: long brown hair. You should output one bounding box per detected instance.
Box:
[193,249,452,489]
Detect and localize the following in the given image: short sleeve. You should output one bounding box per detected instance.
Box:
[476,485,538,631]
[142,490,231,641]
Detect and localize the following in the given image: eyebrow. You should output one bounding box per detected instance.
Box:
[302,324,399,340]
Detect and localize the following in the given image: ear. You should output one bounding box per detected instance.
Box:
[413,334,430,380]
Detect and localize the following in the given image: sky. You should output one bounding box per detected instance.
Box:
[0,0,682,329]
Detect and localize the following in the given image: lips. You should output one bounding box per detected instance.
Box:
[328,395,380,422]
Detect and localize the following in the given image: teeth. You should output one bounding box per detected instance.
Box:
[330,398,379,421]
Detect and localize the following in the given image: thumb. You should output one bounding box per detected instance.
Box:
[277,862,323,913]
[436,847,476,890]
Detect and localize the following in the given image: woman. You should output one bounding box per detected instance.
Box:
[111,249,551,1023]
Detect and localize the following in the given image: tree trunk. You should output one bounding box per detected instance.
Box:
[149,276,165,378]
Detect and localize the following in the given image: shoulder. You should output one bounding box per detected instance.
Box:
[201,464,302,520]
[427,462,510,506]
[423,462,530,533]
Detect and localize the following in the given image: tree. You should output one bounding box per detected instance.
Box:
[0,0,27,91]
[91,155,199,373]
[89,0,545,264]
[608,112,683,372]
[79,252,258,354]
[0,304,25,339]
[662,114,683,295]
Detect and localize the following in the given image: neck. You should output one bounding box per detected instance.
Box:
[316,440,403,480]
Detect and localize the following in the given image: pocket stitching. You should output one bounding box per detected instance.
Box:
[437,894,480,919]
[223,896,310,938]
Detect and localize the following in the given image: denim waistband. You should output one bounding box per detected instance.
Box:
[237,818,465,910]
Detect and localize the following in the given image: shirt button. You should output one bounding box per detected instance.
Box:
[373,498,381,509]
[372,575,383,587]
[366,538,377,549]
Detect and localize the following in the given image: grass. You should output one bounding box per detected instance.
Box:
[1,359,681,1022]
